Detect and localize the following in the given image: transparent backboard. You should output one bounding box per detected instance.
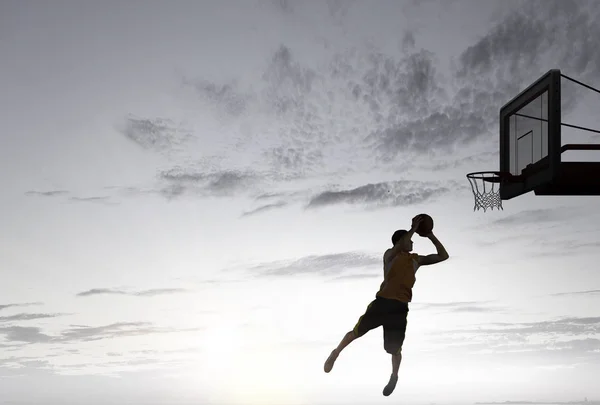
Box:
[509,91,548,174]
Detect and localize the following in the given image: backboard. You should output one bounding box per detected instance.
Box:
[467,69,600,211]
[499,69,561,200]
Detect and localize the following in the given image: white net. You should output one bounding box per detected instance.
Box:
[466,172,504,212]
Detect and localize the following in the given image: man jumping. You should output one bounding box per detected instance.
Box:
[323,214,449,396]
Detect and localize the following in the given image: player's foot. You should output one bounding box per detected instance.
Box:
[382,373,398,396]
[324,349,339,373]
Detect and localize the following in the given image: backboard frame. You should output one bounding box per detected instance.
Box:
[499,69,562,200]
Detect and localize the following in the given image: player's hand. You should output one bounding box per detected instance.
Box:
[411,214,423,231]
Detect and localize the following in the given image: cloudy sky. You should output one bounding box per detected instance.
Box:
[2,1,600,404]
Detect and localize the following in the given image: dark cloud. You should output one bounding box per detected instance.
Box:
[250,252,380,277]
[76,288,189,298]
[265,146,323,171]
[307,180,450,208]
[262,45,317,116]
[454,0,600,124]
[241,201,288,217]
[177,42,451,177]
[158,167,259,198]
[457,1,600,82]
[183,78,250,117]
[159,1,600,188]
[427,151,497,171]
[118,115,192,152]
[372,106,488,160]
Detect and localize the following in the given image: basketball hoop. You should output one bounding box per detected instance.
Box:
[466,171,522,212]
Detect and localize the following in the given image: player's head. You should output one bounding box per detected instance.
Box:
[391,230,413,252]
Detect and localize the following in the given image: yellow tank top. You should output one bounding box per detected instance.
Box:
[376,252,419,303]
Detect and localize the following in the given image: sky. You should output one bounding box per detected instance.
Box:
[1,0,600,404]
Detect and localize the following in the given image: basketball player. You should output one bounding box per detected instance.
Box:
[323,214,449,396]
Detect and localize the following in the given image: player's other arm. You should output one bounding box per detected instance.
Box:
[417,232,449,266]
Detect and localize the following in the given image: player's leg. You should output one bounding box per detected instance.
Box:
[381,353,402,396]
[324,299,383,373]
[323,330,355,373]
[382,303,409,396]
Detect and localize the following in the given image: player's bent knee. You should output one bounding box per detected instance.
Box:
[384,343,402,355]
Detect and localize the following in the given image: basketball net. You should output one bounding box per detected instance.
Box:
[466,172,504,212]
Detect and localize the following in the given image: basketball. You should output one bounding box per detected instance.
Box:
[415,213,434,236]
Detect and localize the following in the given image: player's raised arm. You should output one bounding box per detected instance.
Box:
[417,232,449,266]
[384,216,423,266]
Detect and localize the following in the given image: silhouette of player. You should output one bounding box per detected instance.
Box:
[324,214,449,396]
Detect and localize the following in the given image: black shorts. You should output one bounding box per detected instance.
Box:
[353,296,409,355]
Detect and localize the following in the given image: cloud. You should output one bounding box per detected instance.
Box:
[448,316,600,337]
[307,180,450,208]
[453,0,600,122]
[0,303,42,311]
[550,290,600,297]
[328,273,380,281]
[179,43,456,178]
[58,322,175,342]
[0,313,67,322]
[24,190,69,197]
[24,191,119,206]
[76,288,127,297]
[457,1,600,80]
[158,167,260,198]
[413,301,503,313]
[117,115,192,152]
[250,252,380,277]
[69,196,118,206]
[0,322,201,344]
[262,45,318,116]
[264,146,323,172]
[183,78,251,117]
[107,1,600,206]
[427,151,497,171]
[489,208,574,227]
[76,288,189,298]
[0,327,53,344]
[241,201,288,217]
[424,315,600,366]
[255,192,287,200]
[133,289,189,297]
